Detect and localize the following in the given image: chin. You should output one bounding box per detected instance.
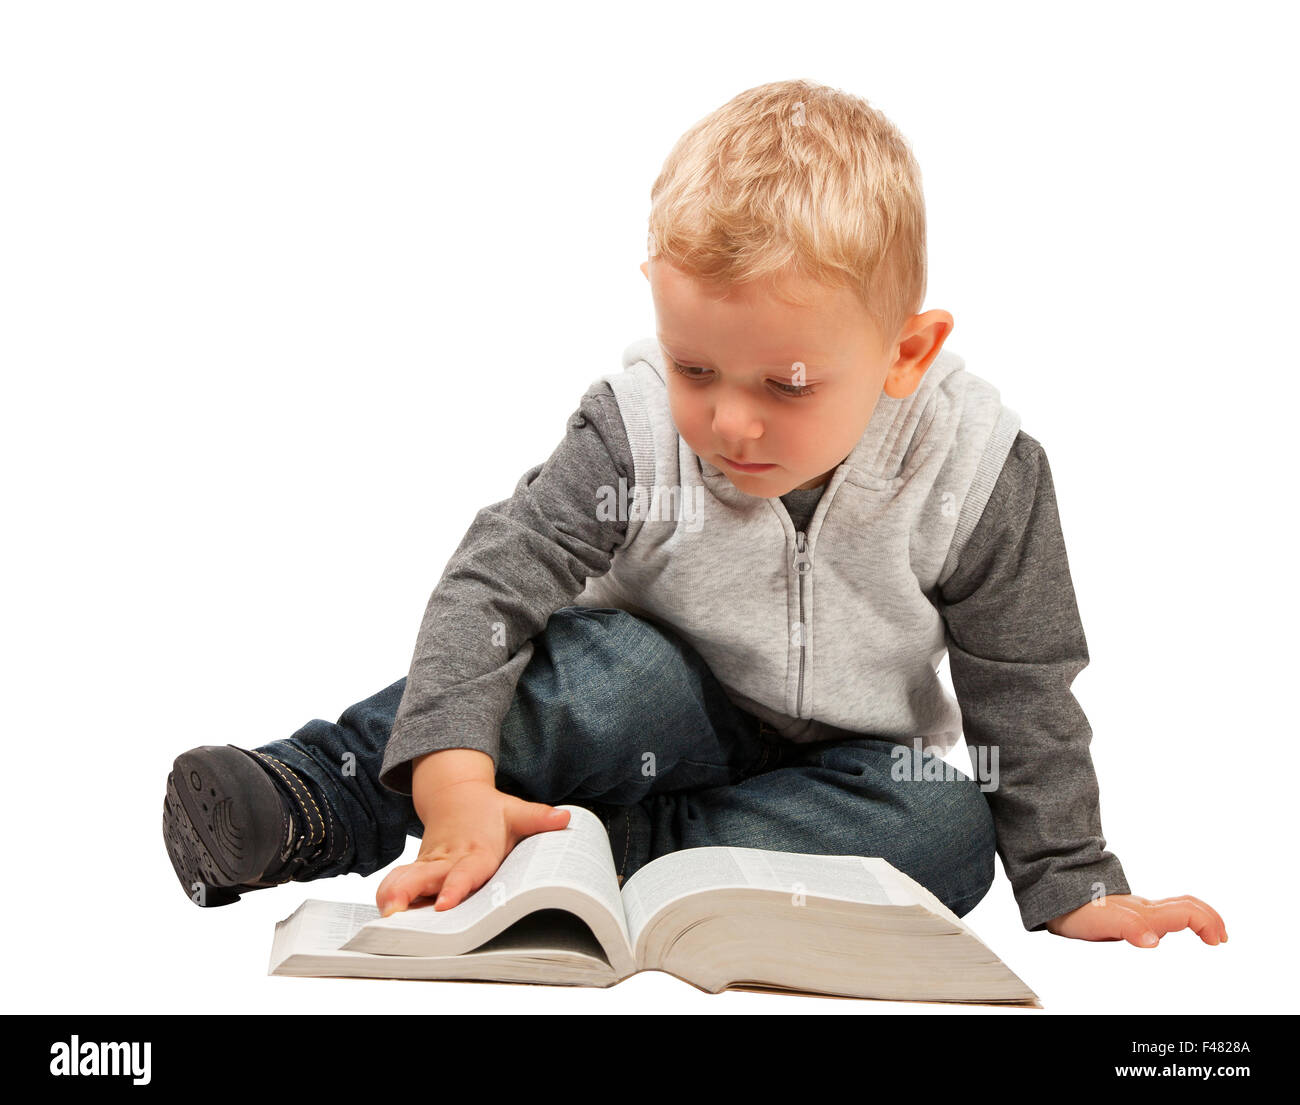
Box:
[728,474,794,499]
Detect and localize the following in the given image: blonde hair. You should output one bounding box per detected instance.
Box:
[647,79,927,347]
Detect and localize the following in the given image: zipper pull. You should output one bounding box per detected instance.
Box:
[793,530,812,573]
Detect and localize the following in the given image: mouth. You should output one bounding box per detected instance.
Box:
[720,455,776,473]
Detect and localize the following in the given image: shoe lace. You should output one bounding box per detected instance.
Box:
[245,751,346,872]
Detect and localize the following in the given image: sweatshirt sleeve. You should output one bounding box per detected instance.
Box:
[936,430,1131,933]
[378,380,635,795]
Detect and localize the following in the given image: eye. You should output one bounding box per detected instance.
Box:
[669,359,817,399]
[668,359,711,382]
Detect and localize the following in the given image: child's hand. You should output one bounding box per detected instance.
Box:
[375,778,570,916]
[1044,893,1227,947]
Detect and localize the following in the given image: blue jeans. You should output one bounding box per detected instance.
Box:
[256,607,997,916]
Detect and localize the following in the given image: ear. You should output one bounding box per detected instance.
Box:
[640,260,650,281]
[883,310,954,398]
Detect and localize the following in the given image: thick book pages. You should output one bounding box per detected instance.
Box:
[269,804,1039,1005]
[268,900,616,986]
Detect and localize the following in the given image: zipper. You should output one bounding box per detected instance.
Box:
[792,529,812,716]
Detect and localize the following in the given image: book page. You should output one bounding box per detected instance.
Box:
[621,847,909,952]
[342,803,630,954]
[274,900,609,961]
[321,901,377,944]
[268,898,621,985]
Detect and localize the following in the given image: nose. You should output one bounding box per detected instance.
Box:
[711,395,764,448]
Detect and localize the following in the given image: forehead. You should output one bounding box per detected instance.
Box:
[650,257,850,309]
[648,258,869,359]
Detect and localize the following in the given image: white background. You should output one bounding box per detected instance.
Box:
[3,0,1295,1015]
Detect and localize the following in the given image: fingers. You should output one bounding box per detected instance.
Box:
[372,804,576,919]
[375,850,507,916]
[1139,896,1229,946]
[375,857,452,918]
[513,802,571,838]
[1113,904,1162,949]
[433,854,498,911]
[425,806,572,911]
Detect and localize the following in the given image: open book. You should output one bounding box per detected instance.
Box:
[269,804,1039,1005]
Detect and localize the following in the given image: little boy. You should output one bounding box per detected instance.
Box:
[163,79,1225,948]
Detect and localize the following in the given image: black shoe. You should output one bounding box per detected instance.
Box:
[162,744,348,907]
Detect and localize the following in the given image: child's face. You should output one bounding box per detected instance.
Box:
[642,257,946,496]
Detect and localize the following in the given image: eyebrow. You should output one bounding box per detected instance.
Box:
[659,341,831,370]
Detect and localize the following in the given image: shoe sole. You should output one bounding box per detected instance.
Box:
[162,745,287,907]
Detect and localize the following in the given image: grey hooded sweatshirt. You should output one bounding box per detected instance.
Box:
[379,338,1130,933]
